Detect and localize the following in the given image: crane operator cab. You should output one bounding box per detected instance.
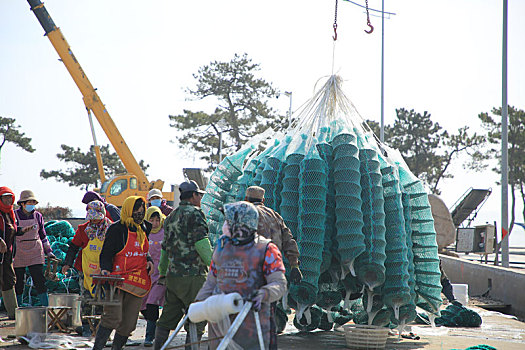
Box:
[96,174,175,208]
[97,174,139,207]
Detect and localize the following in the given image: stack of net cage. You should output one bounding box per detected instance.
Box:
[200,75,442,332]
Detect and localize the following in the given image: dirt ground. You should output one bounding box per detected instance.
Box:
[0,305,523,349]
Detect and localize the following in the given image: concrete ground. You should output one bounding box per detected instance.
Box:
[0,303,524,349]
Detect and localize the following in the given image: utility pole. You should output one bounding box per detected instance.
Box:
[380,0,385,142]
[501,0,509,267]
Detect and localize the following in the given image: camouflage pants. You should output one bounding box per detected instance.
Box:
[156,275,206,335]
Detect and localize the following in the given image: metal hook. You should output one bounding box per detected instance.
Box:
[333,23,338,41]
[364,23,374,34]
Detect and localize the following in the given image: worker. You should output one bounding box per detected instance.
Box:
[62,200,111,336]
[82,190,121,222]
[440,259,456,303]
[14,190,55,307]
[195,201,287,350]
[93,196,154,350]
[153,180,212,350]
[244,185,302,348]
[147,188,174,216]
[0,187,19,319]
[140,206,167,347]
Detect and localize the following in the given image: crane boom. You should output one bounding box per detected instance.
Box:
[27,0,150,190]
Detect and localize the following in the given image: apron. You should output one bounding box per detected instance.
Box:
[82,234,105,296]
[13,212,44,268]
[112,230,151,297]
[141,229,166,308]
[209,237,271,350]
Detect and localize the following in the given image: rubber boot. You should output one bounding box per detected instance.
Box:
[2,289,18,320]
[82,321,93,337]
[144,320,156,347]
[16,294,23,307]
[153,326,170,350]
[37,292,49,306]
[111,333,128,350]
[93,325,113,350]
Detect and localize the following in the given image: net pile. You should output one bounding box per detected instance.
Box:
[201,75,442,331]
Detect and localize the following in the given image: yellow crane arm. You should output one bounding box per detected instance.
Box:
[27,0,150,191]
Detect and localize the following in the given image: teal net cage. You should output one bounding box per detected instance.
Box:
[200,75,442,332]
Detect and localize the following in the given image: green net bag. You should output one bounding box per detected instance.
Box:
[291,140,328,305]
[260,136,292,210]
[316,127,337,273]
[354,135,386,292]
[378,158,412,321]
[331,124,365,278]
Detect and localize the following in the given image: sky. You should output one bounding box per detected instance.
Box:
[1,0,524,246]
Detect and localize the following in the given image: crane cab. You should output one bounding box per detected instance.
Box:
[98,174,140,207]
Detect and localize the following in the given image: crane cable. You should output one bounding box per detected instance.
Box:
[364,0,374,34]
[332,0,338,74]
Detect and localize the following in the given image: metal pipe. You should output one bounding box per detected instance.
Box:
[217,302,253,350]
[501,0,509,267]
[380,0,385,142]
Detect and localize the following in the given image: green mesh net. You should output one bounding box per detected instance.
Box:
[293,140,328,305]
[260,136,292,210]
[355,134,386,292]
[379,157,412,321]
[200,75,443,331]
[418,302,482,327]
[331,126,365,277]
[201,146,255,244]
[316,127,337,273]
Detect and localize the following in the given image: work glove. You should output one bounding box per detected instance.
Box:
[251,289,267,312]
[157,276,167,286]
[290,266,303,284]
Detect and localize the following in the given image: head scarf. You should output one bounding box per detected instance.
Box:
[0,187,16,231]
[224,201,259,245]
[85,200,110,241]
[120,196,147,246]
[146,206,165,234]
[82,191,107,205]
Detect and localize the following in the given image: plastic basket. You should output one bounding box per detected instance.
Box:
[343,324,389,350]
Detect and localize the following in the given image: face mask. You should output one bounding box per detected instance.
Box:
[25,204,36,212]
[132,211,145,224]
[150,199,162,207]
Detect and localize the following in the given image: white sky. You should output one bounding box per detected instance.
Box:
[1,0,524,245]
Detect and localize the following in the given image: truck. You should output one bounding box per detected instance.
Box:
[26,0,174,206]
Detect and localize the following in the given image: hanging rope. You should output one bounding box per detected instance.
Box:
[364,0,374,34]
[333,0,338,41]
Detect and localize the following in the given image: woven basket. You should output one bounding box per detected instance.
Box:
[343,324,389,350]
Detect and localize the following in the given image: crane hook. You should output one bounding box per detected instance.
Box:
[333,23,338,41]
[364,22,374,34]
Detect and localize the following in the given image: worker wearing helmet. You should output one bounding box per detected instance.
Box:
[147,189,174,216]
[195,201,287,350]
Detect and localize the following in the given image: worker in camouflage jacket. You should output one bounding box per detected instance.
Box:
[153,180,213,350]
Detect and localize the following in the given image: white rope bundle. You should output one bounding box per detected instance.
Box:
[188,292,244,323]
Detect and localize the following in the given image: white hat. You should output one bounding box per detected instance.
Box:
[147,188,163,201]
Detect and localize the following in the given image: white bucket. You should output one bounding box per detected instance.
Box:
[451,284,469,305]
